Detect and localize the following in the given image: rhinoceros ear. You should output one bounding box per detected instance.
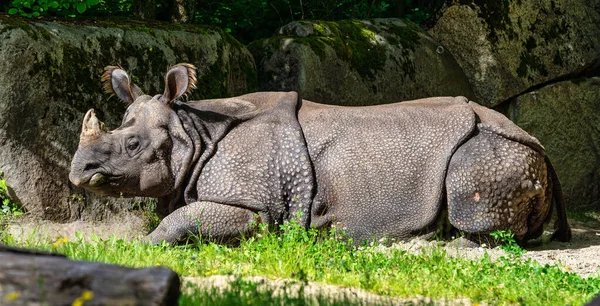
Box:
[159,63,197,104]
[101,66,143,104]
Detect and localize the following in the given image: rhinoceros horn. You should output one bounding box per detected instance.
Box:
[80,109,105,141]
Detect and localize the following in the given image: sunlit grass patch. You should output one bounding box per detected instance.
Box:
[2,220,599,305]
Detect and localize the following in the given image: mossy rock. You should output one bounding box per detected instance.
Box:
[429,0,600,107]
[507,77,600,209]
[248,18,474,106]
[0,16,258,221]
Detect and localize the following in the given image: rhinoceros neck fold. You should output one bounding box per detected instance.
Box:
[156,107,201,214]
[170,104,236,206]
[177,92,316,228]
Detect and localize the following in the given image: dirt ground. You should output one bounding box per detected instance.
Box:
[5,214,600,278]
[6,212,148,243]
[375,219,600,278]
[523,220,600,278]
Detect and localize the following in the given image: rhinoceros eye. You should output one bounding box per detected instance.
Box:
[126,137,140,154]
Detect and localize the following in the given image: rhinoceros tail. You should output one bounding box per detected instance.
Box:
[546,156,572,242]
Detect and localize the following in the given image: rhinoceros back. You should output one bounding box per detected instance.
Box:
[468,101,545,154]
[298,97,477,242]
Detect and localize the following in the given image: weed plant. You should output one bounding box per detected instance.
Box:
[491,230,526,257]
[1,220,599,305]
[0,171,24,224]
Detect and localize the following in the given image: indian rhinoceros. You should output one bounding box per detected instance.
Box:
[69,63,571,245]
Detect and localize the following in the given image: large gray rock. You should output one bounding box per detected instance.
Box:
[507,77,600,208]
[429,0,600,107]
[248,19,474,106]
[0,17,257,221]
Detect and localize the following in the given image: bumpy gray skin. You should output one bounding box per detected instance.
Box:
[70,64,571,246]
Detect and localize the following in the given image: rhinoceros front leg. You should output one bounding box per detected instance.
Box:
[144,201,260,245]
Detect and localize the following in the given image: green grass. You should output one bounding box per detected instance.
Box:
[180,278,368,306]
[491,230,526,257]
[568,208,600,224]
[0,171,24,225]
[2,221,599,305]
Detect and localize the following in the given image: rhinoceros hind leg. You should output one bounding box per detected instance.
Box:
[445,130,552,242]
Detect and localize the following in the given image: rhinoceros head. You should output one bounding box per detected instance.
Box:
[69,64,197,198]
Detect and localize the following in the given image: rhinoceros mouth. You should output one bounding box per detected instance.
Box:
[77,172,131,197]
[89,172,106,187]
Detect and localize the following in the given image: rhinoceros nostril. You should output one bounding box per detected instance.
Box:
[84,163,100,173]
[89,173,106,186]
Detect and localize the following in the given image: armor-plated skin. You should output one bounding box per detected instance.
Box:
[69,64,571,245]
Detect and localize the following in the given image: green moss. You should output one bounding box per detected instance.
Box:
[265,19,420,81]
[292,37,331,63]
[516,52,548,80]
[553,51,564,66]
[0,15,218,37]
[459,0,516,44]
[183,40,229,99]
[221,30,246,52]
[0,17,39,39]
[524,36,536,50]
[452,2,570,48]
[312,23,328,36]
[383,21,420,51]
[542,20,569,41]
[26,30,171,126]
[570,77,587,85]
[174,32,257,99]
[196,61,229,99]
[37,26,52,40]
[27,29,248,123]
[134,25,156,37]
[95,17,217,36]
[93,35,169,98]
[7,14,256,107]
[44,43,127,122]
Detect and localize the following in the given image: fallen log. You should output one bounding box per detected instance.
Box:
[0,245,180,305]
[0,244,66,257]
